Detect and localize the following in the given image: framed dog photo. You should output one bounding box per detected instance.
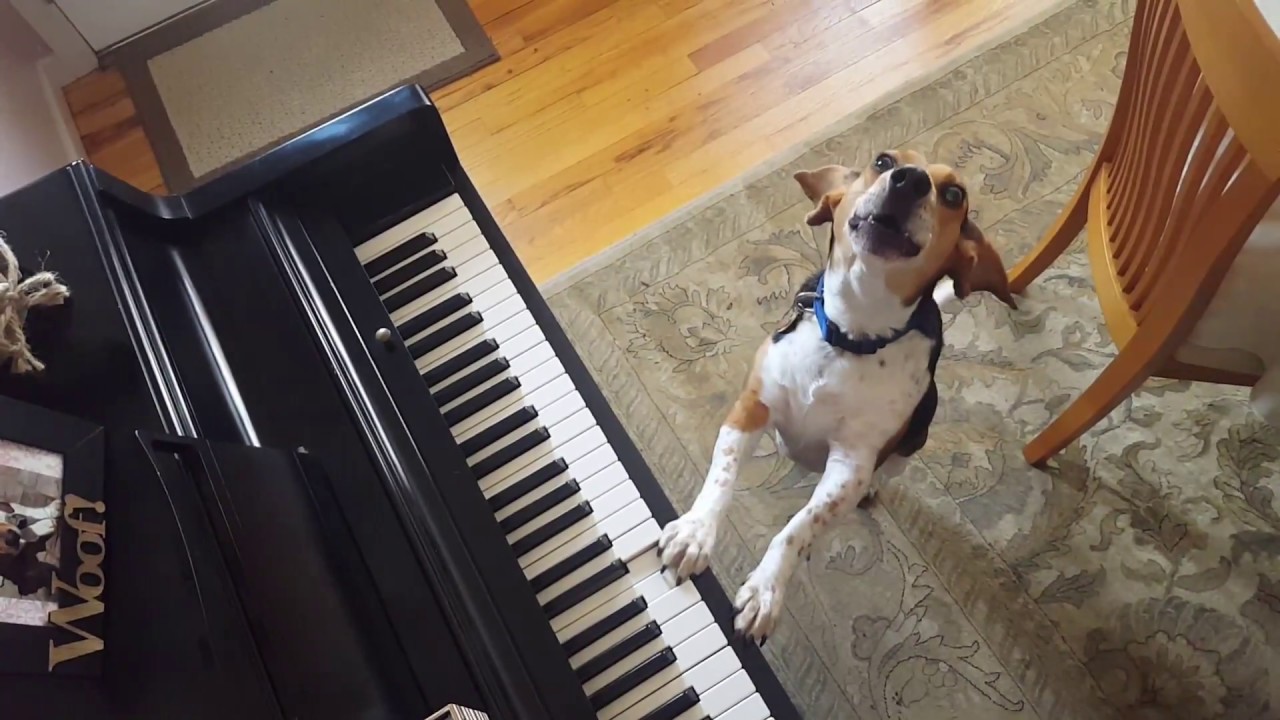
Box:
[0,395,105,676]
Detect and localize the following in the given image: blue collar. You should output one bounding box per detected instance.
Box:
[805,275,929,355]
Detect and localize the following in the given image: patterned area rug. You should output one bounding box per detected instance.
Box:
[546,0,1280,718]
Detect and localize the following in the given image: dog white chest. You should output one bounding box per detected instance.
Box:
[761,319,932,468]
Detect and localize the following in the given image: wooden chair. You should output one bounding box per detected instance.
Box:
[1007,0,1280,466]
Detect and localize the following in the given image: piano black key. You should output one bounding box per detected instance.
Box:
[529,528,607,592]
[563,597,648,657]
[461,405,538,457]
[362,231,436,278]
[384,266,456,313]
[589,648,677,712]
[373,249,446,295]
[639,687,700,720]
[512,500,591,558]
[443,377,521,427]
[408,312,483,360]
[576,620,663,684]
[437,357,510,407]
[398,293,471,340]
[472,427,550,480]
[503,480,580,536]
[488,458,568,513]
[422,338,499,386]
[543,559,627,620]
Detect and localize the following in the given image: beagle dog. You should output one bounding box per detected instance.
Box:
[0,500,60,596]
[656,149,1016,643]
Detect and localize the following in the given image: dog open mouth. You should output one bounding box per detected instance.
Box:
[850,212,921,260]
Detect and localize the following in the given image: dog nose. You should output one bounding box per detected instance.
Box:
[890,166,932,199]
[3,529,19,549]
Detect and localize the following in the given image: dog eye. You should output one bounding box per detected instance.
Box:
[873,154,895,173]
[941,185,966,207]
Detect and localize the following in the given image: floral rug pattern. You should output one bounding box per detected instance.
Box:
[546,1,1280,717]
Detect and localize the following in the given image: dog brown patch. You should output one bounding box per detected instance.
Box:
[725,339,772,432]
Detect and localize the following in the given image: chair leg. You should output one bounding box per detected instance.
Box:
[1022,333,1161,466]
[1007,170,1095,294]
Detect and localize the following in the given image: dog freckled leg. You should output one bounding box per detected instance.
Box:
[734,445,874,640]
[658,359,770,581]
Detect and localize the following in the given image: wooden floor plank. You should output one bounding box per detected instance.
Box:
[62,0,1061,283]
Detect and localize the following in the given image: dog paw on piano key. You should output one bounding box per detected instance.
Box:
[733,565,785,644]
[656,513,717,581]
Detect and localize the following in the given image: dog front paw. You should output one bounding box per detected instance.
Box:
[734,564,786,644]
[657,512,717,582]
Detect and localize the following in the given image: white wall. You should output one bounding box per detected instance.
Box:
[0,0,81,196]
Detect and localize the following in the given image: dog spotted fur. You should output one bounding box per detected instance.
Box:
[656,150,1016,642]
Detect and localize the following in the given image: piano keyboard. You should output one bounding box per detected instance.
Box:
[354,195,775,720]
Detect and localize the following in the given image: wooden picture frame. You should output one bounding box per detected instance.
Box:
[0,395,106,676]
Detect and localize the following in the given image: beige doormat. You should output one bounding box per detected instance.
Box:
[547,0,1280,717]
[111,0,495,192]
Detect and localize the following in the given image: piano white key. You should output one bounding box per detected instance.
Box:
[592,482,640,521]
[719,693,769,720]
[503,326,547,366]
[557,426,607,466]
[576,453,624,498]
[425,204,473,237]
[546,407,594,450]
[537,388,585,427]
[473,278,517,314]
[699,671,756,717]
[459,264,509,301]
[526,374,575,415]
[491,308,537,346]
[436,222,485,257]
[508,340,556,378]
[517,357,565,397]
[612,518,659,563]
[482,294,525,329]
[357,195,465,262]
[645,579,700,625]
[684,646,742,697]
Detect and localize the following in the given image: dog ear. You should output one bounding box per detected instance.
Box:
[803,190,845,226]
[794,165,857,226]
[949,219,1017,309]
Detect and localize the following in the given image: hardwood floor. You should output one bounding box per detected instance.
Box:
[63,0,1063,283]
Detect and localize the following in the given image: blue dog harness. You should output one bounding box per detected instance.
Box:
[797,275,934,355]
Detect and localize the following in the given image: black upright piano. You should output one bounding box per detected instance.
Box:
[0,85,800,720]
